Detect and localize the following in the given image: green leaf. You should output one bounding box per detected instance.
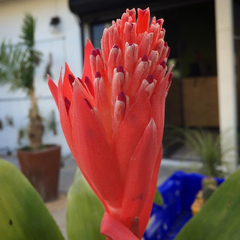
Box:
[67,169,105,240]
[0,158,64,240]
[19,14,35,48]
[153,188,164,206]
[0,14,42,93]
[174,169,240,240]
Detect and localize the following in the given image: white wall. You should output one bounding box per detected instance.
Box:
[0,0,83,156]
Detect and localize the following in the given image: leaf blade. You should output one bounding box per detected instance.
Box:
[0,158,64,240]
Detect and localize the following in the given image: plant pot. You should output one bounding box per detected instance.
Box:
[17,145,61,202]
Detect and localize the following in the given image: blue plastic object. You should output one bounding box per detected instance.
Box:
[144,171,224,240]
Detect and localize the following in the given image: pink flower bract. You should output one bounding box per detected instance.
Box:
[48,7,172,240]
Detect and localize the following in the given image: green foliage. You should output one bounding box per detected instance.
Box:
[0,158,64,240]
[0,41,29,92]
[202,185,216,201]
[202,177,217,188]
[17,127,26,145]
[153,189,164,206]
[174,168,240,240]
[46,110,57,135]
[67,169,105,240]
[0,14,41,94]
[19,14,35,48]
[171,128,232,177]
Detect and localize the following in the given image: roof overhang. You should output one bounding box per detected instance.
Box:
[69,0,213,22]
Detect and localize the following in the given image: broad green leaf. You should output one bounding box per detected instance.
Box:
[0,158,64,240]
[175,169,240,240]
[67,169,105,240]
[153,188,164,206]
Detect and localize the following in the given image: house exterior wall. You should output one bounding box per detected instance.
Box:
[0,0,82,156]
[215,0,238,170]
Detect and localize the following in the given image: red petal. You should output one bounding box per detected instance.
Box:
[71,80,123,208]
[63,62,74,101]
[139,148,163,238]
[120,119,158,226]
[82,39,94,84]
[113,85,151,181]
[151,68,173,145]
[58,73,75,156]
[101,28,110,67]
[48,75,59,108]
[94,76,112,138]
[136,8,150,34]
[128,58,150,100]
[101,212,139,240]
[151,93,165,145]
[53,72,109,213]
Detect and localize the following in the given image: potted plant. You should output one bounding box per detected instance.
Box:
[0,14,60,202]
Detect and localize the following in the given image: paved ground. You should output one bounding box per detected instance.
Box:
[0,153,200,239]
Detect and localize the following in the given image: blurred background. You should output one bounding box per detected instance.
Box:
[0,0,239,165]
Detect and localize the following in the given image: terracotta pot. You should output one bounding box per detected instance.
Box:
[17,145,61,202]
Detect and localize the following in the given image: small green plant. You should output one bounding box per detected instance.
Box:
[0,14,44,150]
[202,184,216,202]
[171,128,233,178]
[46,110,57,135]
[5,116,14,126]
[17,127,26,146]
[202,177,217,188]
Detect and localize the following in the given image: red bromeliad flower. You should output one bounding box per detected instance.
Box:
[48,7,172,240]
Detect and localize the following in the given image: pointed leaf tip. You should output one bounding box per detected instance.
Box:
[137,8,150,34]
[47,74,51,81]
[68,73,75,85]
[168,72,173,83]
[48,77,59,107]
[82,39,94,84]
[154,188,164,206]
